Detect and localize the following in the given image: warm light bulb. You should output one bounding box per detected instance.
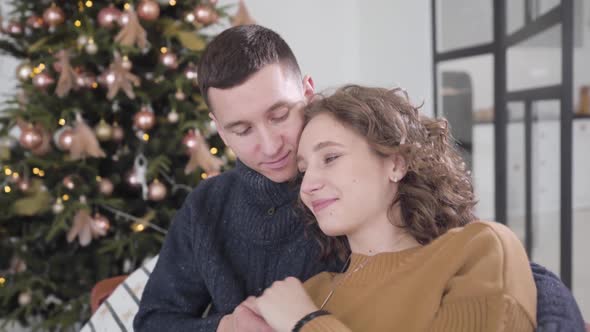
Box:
[4,168,11,176]
[143,133,150,141]
[62,194,70,201]
[201,173,208,179]
[4,186,11,193]
[0,277,6,286]
[160,47,168,54]
[85,0,93,7]
[169,0,176,5]
[74,20,82,27]
[32,168,40,175]
[38,170,45,177]
[210,147,218,155]
[58,118,66,126]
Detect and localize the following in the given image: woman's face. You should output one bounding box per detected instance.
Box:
[297,113,399,238]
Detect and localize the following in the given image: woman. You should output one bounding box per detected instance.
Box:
[250,85,537,331]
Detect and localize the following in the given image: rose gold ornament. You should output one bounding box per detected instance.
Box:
[118,11,131,26]
[183,64,198,83]
[125,169,140,188]
[167,109,179,123]
[52,199,64,214]
[148,179,167,201]
[55,126,74,150]
[94,119,113,141]
[32,72,55,90]
[121,56,132,70]
[76,71,96,88]
[97,5,121,29]
[16,63,33,81]
[137,0,160,21]
[18,291,32,306]
[85,39,98,55]
[6,21,23,35]
[133,108,156,130]
[17,178,31,192]
[182,130,198,153]
[92,213,111,232]
[98,178,114,196]
[43,5,66,28]
[63,176,75,190]
[160,52,178,69]
[194,5,218,25]
[175,89,186,101]
[26,15,45,29]
[19,126,43,149]
[112,123,124,142]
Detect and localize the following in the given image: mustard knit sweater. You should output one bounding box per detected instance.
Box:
[302,221,537,332]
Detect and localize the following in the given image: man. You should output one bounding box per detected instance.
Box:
[134,25,333,332]
[134,25,586,332]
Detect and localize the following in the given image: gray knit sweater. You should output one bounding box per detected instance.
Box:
[133,162,334,331]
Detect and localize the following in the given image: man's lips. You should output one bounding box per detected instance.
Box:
[311,198,338,213]
[262,152,290,170]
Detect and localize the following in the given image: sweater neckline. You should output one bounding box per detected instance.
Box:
[335,247,424,285]
[235,160,298,207]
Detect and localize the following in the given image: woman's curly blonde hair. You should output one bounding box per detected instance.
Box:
[299,85,478,260]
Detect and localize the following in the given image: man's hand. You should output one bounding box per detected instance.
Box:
[216,298,273,332]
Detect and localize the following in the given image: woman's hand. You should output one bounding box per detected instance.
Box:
[253,277,319,332]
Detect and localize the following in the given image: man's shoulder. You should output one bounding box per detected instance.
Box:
[186,167,241,202]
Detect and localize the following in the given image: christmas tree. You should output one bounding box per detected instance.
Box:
[0,0,253,329]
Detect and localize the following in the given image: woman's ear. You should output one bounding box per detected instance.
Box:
[388,154,408,183]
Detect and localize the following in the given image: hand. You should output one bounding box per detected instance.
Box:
[216,298,273,332]
[254,277,319,332]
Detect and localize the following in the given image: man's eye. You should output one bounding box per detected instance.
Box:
[235,127,252,136]
[271,111,289,123]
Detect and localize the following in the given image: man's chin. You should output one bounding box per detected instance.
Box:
[259,167,298,183]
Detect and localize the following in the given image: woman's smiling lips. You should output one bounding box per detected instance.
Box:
[311,198,338,213]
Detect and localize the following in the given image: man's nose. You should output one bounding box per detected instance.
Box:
[259,127,282,157]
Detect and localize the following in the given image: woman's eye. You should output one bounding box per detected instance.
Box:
[324,155,340,164]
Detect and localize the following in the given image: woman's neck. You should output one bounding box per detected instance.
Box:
[347,208,421,256]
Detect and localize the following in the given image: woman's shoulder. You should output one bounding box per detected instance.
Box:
[443,220,524,252]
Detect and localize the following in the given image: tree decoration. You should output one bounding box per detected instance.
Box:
[105,52,141,100]
[183,130,223,175]
[137,0,160,21]
[55,50,79,98]
[69,113,106,160]
[115,10,148,49]
[232,0,256,26]
[67,208,108,246]
[42,4,65,28]
[97,5,121,29]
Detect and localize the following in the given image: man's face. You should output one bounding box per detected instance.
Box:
[208,63,314,183]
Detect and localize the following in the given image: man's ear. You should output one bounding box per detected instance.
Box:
[302,75,315,101]
[209,112,228,146]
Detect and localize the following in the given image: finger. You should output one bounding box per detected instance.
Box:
[240,296,261,315]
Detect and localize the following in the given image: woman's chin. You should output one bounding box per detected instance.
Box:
[318,223,347,237]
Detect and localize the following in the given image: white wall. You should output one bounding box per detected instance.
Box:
[234,0,434,115]
[0,0,19,101]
